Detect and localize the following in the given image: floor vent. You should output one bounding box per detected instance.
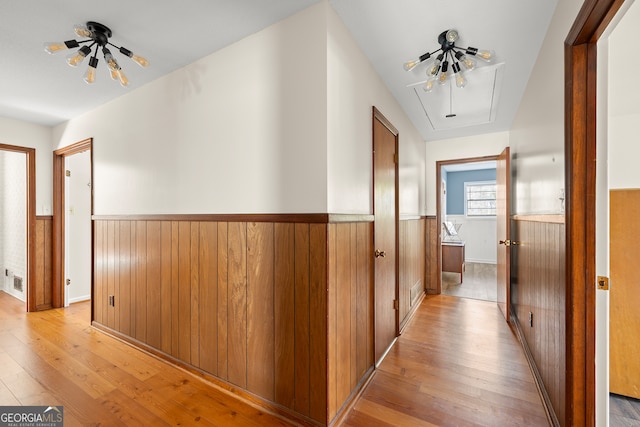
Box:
[14,276,23,292]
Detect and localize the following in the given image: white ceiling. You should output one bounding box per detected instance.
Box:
[0,0,558,142]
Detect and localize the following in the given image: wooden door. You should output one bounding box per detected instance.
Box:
[496,147,511,322]
[610,189,640,399]
[373,107,398,364]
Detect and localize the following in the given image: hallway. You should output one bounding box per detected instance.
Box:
[341,295,549,426]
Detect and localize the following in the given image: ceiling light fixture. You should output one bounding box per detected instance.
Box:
[44,21,149,87]
[403,29,494,93]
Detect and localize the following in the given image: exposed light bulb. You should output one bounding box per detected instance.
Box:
[66,46,92,67]
[103,48,119,71]
[119,47,150,67]
[84,57,98,84]
[467,47,494,62]
[455,51,476,71]
[130,53,149,68]
[423,75,437,93]
[438,61,449,85]
[74,24,92,38]
[427,53,444,77]
[446,30,459,43]
[475,49,494,62]
[44,40,79,54]
[452,63,467,88]
[403,59,420,71]
[117,69,129,87]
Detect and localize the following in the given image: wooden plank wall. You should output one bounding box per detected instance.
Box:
[34,216,53,311]
[327,222,374,422]
[425,216,439,294]
[512,218,566,425]
[93,219,328,424]
[398,218,426,330]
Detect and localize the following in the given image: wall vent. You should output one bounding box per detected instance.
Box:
[14,276,23,292]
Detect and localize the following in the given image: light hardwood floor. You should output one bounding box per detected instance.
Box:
[442,262,497,302]
[0,291,547,426]
[0,291,295,427]
[341,295,549,426]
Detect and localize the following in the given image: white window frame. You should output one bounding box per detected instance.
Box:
[464,180,497,217]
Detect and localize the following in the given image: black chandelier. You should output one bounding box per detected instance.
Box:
[403,29,494,92]
[44,21,149,87]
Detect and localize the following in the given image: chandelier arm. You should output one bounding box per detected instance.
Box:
[107,41,122,50]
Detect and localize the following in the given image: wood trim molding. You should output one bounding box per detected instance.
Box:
[36,215,54,220]
[373,106,399,136]
[91,213,375,223]
[0,143,36,312]
[53,138,93,309]
[513,214,565,224]
[54,138,93,156]
[565,0,624,425]
[435,155,500,295]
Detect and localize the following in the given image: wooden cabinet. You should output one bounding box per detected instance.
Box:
[442,241,465,283]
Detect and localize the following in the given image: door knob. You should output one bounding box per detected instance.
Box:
[375,249,386,258]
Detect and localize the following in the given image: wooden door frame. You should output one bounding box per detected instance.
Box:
[372,106,400,351]
[0,143,36,312]
[52,138,93,309]
[565,0,625,425]
[435,154,498,295]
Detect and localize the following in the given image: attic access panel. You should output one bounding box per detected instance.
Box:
[412,63,505,131]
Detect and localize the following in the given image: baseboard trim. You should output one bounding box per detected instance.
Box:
[328,366,376,427]
[511,314,561,427]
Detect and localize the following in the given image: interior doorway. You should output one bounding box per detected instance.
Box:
[53,138,93,311]
[372,107,399,365]
[0,144,36,311]
[438,158,498,302]
[436,154,504,302]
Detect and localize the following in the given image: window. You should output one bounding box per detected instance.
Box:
[465,181,496,216]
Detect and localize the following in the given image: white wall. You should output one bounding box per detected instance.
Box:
[444,215,496,264]
[51,3,425,218]
[0,151,27,301]
[509,0,582,215]
[53,4,329,215]
[425,132,509,216]
[0,117,53,215]
[326,4,425,216]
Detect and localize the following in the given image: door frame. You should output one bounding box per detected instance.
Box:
[52,138,93,309]
[435,154,499,295]
[0,143,36,312]
[565,0,625,425]
[372,106,400,363]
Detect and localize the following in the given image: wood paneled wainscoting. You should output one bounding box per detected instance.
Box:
[92,214,381,426]
[398,217,426,331]
[424,216,439,294]
[34,215,53,311]
[511,215,566,426]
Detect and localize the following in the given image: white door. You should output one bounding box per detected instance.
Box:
[64,150,92,306]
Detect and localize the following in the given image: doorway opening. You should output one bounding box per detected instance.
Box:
[436,155,500,304]
[52,138,93,315]
[0,144,36,311]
